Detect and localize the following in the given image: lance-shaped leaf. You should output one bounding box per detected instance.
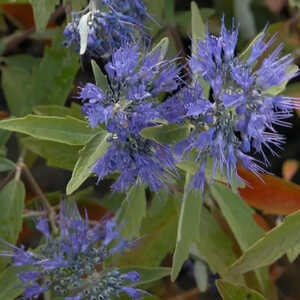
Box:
[211,183,272,294]
[0,266,26,300]
[228,208,300,275]
[2,31,79,116]
[238,167,300,215]
[216,280,266,300]
[33,104,84,120]
[0,179,25,270]
[141,123,191,145]
[116,185,146,237]
[148,37,169,61]
[0,158,15,172]
[119,195,178,267]
[195,207,239,276]
[0,115,96,146]
[21,137,80,171]
[91,60,109,91]
[29,0,59,32]
[66,131,111,195]
[171,173,202,281]
[191,1,210,98]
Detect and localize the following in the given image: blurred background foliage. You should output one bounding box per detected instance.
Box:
[0,0,300,299]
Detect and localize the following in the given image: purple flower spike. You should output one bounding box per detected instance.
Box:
[0,201,146,299]
[167,18,300,190]
[80,43,180,192]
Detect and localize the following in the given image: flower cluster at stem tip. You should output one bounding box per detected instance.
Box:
[80,43,181,192]
[80,17,300,193]
[160,18,300,191]
[64,0,149,58]
[0,201,147,300]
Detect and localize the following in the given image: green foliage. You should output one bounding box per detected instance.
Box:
[33,104,84,120]
[229,209,300,275]
[191,1,210,98]
[210,183,271,293]
[119,194,179,267]
[195,207,239,276]
[211,183,264,250]
[0,157,15,172]
[2,31,79,116]
[141,123,191,145]
[0,115,96,145]
[66,131,111,194]
[0,266,26,300]
[116,185,147,237]
[91,60,109,91]
[0,180,25,270]
[29,0,59,32]
[216,280,266,300]
[21,137,80,170]
[171,174,202,281]
[149,37,170,61]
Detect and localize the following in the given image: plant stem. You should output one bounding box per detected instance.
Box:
[21,163,58,233]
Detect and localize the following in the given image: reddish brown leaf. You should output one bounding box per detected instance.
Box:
[238,167,300,215]
[0,3,56,29]
[252,213,270,232]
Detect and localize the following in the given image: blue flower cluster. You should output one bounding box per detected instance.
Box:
[0,202,146,299]
[81,44,180,191]
[64,0,149,58]
[165,19,299,190]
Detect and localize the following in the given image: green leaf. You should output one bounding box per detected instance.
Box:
[289,0,300,8]
[119,195,179,267]
[177,155,227,184]
[216,280,266,300]
[29,0,59,32]
[65,0,87,10]
[0,266,26,300]
[210,183,270,293]
[263,65,299,96]
[233,0,256,40]
[21,137,80,170]
[0,129,11,149]
[171,173,202,281]
[195,207,239,276]
[116,185,146,237]
[91,60,109,91]
[119,266,170,286]
[239,31,264,62]
[0,115,96,146]
[1,32,79,117]
[191,1,210,98]
[0,180,25,270]
[1,58,36,117]
[229,209,300,275]
[148,37,170,62]
[211,183,264,251]
[164,0,175,24]
[26,30,79,108]
[287,243,300,263]
[0,158,15,172]
[33,104,84,120]
[66,131,111,195]
[141,123,191,145]
[0,55,41,71]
